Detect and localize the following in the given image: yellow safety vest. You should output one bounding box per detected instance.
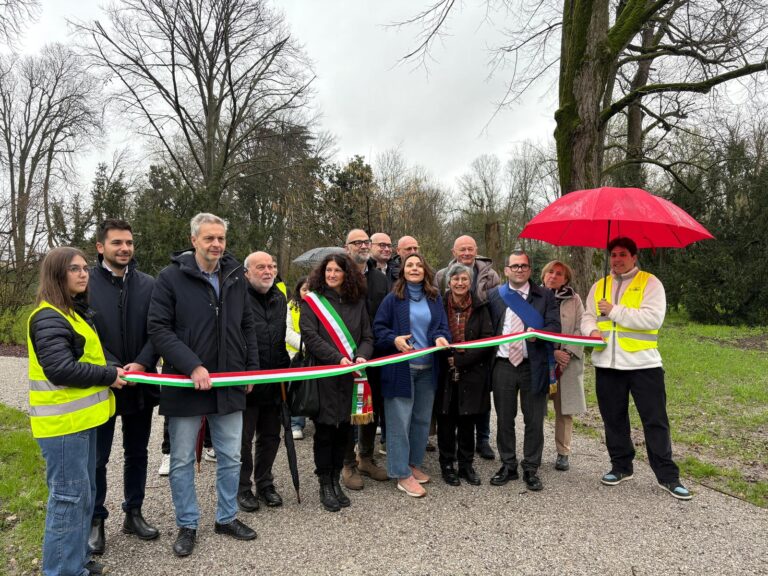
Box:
[286,302,301,354]
[595,271,659,352]
[27,301,115,438]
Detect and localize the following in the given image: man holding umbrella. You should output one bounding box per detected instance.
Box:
[238,251,291,512]
[582,237,692,500]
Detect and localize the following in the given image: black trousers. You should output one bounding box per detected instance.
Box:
[437,392,480,469]
[94,404,155,519]
[475,409,491,445]
[595,366,680,483]
[314,422,352,476]
[491,358,548,472]
[343,368,383,465]
[239,403,282,492]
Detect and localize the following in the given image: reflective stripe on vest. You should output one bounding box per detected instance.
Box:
[595,271,659,352]
[27,301,115,438]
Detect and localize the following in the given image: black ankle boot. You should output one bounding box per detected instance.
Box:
[123,508,160,540]
[318,473,340,512]
[331,469,351,508]
[88,517,105,555]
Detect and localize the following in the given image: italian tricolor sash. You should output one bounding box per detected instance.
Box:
[303,291,374,425]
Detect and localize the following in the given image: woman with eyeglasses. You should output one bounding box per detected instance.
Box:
[373,252,451,498]
[435,263,494,487]
[541,260,586,472]
[27,247,126,576]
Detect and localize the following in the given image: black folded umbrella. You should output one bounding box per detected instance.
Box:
[280,382,301,503]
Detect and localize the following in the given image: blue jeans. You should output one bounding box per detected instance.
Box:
[37,427,97,576]
[383,367,435,479]
[169,411,243,528]
[290,416,305,431]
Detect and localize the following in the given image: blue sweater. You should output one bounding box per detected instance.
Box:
[373,292,452,398]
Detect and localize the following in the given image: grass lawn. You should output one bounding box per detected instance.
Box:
[0,404,47,575]
[575,314,768,507]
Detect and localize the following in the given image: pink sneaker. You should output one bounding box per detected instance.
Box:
[397,475,426,498]
[409,465,430,484]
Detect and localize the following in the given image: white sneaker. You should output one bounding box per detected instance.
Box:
[292,429,304,440]
[376,426,382,436]
[158,454,170,476]
[203,447,217,462]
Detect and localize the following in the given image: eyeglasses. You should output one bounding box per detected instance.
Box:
[347,239,372,247]
[374,243,392,250]
[505,264,530,271]
[67,265,90,274]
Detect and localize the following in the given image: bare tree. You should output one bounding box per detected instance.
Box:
[0,44,102,306]
[75,0,314,208]
[400,0,768,289]
[0,0,40,45]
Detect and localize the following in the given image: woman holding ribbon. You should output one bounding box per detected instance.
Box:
[373,252,451,498]
[436,263,495,487]
[300,254,373,512]
[541,260,586,472]
[27,247,126,576]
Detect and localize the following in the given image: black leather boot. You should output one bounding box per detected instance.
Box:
[318,473,340,512]
[122,508,160,540]
[331,469,351,508]
[88,517,105,555]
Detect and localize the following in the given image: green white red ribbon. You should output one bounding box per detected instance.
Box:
[124,329,605,388]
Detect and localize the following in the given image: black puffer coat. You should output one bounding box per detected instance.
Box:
[89,257,159,414]
[299,287,373,426]
[247,283,290,406]
[29,298,118,388]
[148,250,260,417]
[436,295,494,415]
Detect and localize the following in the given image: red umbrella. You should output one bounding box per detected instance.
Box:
[519,186,714,249]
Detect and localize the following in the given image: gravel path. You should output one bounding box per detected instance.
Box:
[2,356,766,575]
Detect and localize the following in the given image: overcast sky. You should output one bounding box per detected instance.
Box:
[21,1,556,188]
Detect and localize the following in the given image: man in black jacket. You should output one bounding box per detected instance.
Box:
[148,213,260,557]
[341,229,389,489]
[487,250,561,492]
[88,219,160,555]
[237,251,290,513]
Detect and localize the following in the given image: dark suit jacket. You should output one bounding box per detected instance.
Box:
[487,281,561,394]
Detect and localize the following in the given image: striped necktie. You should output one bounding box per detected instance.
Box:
[508,290,525,367]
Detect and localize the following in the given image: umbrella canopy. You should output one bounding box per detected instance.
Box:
[519,186,714,249]
[292,246,346,268]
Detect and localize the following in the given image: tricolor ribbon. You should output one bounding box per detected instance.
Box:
[124,330,604,388]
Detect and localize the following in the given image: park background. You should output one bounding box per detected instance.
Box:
[0,1,766,573]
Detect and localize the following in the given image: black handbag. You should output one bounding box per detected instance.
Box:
[287,339,320,417]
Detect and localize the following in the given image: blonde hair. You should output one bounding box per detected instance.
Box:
[541,260,573,285]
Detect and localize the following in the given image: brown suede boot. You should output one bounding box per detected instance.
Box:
[342,464,364,490]
[357,456,388,481]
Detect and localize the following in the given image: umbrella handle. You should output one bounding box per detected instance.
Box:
[602,220,612,298]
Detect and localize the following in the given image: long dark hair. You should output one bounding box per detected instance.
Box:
[289,275,308,307]
[393,252,438,301]
[308,254,366,302]
[36,246,89,314]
